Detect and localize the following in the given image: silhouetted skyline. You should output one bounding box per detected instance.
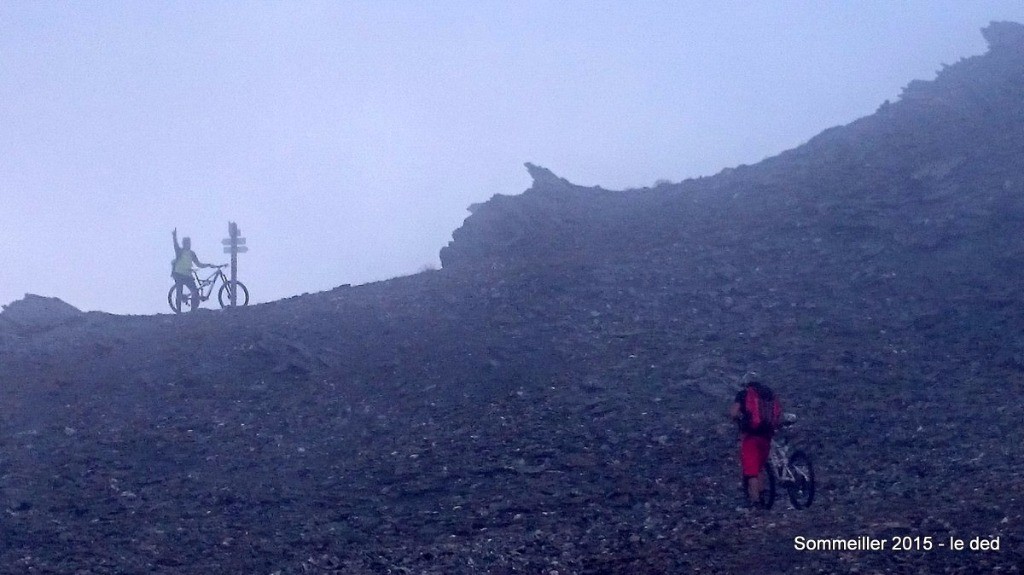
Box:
[3,2,1023,313]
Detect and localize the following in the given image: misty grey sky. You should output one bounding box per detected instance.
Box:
[3,2,1024,315]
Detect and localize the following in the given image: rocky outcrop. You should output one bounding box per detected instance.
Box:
[0,294,82,334]
[439,162,634,270]
[982,19,1024,48]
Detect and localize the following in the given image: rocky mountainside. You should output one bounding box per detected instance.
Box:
[2,22,1024,575]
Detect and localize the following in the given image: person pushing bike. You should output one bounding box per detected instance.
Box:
[171,228,214,312]
[730,379,782,509]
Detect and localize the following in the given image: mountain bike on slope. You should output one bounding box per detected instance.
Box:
[761,412,815,509]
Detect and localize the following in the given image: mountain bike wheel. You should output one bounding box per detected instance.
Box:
[167,285,192,314]
[786,451,815,509]
[761,466,777,510]
[218,281,249,308]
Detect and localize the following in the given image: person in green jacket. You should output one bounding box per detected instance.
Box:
[171,228,213,312]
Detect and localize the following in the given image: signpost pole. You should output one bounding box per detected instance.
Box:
[222,222,247,307]
[229,222,238,307]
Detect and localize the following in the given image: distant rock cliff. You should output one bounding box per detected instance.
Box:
[441,21,1024,284]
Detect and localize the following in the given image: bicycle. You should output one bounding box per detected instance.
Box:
[168,265,250,313]
[761,413,815,509]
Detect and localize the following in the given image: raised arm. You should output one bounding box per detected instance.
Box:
[172,228,182,254]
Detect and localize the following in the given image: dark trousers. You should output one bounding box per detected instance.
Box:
[171,272,199,312]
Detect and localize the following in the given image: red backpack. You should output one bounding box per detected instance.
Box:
[742,383,781,434]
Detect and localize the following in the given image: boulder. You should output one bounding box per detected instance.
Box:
[0,294,82,332]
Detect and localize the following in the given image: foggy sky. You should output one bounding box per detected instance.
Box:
[3,2,1024,314]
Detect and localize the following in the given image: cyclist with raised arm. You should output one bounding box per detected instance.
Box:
[171,228,213,312]
[730,379,782,509]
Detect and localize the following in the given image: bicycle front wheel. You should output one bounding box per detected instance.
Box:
[218,281,250,308]
[168,285,191,314]
[761,465,777,510]
[786,451,815,509]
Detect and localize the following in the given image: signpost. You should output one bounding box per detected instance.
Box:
[222,222,247,306]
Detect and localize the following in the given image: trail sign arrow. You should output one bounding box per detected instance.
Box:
[222,237,246,245]
[224,246,249,253]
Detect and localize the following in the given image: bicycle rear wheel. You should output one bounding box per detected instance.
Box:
[218,281,249,308]
[786,451,815,509]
